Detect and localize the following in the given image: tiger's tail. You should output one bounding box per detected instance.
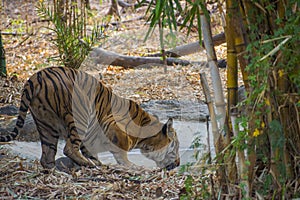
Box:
[0,79,34,142]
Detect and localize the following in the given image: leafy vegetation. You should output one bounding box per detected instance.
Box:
[36,0,103,68]
[242,1,300,197]
[0,33,6,76]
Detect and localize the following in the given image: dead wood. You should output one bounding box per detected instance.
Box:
[105,16,144,27]
[118,0,136,8]
[90,47,191,68]
[1,32,27,36]
[107,0,121,20]
[146,32,226,57]
[118,0,150,8]
[90,47,226,68]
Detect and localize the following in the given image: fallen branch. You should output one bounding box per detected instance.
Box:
[118,0,151,9]
[146,32,226,57]
[0,32,27,36]
[90,47,191,68]
[106,16,145,27]
[90,47,227,68]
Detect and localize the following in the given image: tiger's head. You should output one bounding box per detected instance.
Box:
[139,118,180,170]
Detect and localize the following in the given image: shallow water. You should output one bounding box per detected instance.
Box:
[5,120,213,168]
[4,100,213,168]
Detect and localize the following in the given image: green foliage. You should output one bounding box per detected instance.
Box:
[142,0,182,68]
[179,131,215,199]
[143,0,182,40]
[180,175,194,199]
[36,1,103,68]
[236,0,300,197]
[179,174,212,199]
[6,18,27,33]
[143,0,210,39]
[0,32,6,77]
[233,117,248,150]
[190,133,206,160]
[181,0,209,40]
[242,0,300,133]
[277,8,300,90]
[143,0,209,58]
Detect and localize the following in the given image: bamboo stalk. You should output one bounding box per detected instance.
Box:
[200,72,219,149]
[224,0,240,189]
[275,0,292,181]
[200,72,228,193]
[233,2,250,89]
[238,1,258,194]
[200,7,226,135]
[230,113,249,197]
[200,4,229,193]
[205,115,215,199]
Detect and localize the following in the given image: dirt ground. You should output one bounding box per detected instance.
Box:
[0,0,235,106]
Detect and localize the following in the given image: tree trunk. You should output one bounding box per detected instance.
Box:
[107,0,121,21]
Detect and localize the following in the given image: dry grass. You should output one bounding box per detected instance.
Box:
[0,148,188,199]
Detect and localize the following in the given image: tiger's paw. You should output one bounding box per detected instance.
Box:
[131,165,146,171]
[87,158,102,167]
[125,163,146,171]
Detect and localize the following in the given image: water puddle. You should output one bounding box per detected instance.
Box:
[3,100,213,168]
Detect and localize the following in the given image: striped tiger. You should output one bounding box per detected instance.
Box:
[0,67,180,170]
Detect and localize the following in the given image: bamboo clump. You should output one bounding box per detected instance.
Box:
[200,0,299,198]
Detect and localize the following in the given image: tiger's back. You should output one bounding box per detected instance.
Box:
[0,67,180,170]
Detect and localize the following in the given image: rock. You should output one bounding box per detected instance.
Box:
[0,105,18,115]
[0,105,39,142]
[141,100,209,121]
[55,157,80,173]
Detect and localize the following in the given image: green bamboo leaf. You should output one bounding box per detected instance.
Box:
[181,6,194,28]
[174,0,182,13]
[199,2,210,20]
[155,0,163,21]
[186,5,197,36]
[144,12,157,41]
[145,0,155,16]
[196,6,202,44]
[168,0,177,31]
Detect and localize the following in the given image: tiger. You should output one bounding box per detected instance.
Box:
[0,67,180,170]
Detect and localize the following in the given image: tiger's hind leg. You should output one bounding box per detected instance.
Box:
[64,109,101,167]
[80,145,102,166]
[63,113,96,167]
[63,138,95,167]
[38,127,59,169]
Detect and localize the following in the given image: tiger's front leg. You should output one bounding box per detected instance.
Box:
[112,151,146,170]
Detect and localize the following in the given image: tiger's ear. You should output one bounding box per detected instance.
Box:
[162,118,174,138]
